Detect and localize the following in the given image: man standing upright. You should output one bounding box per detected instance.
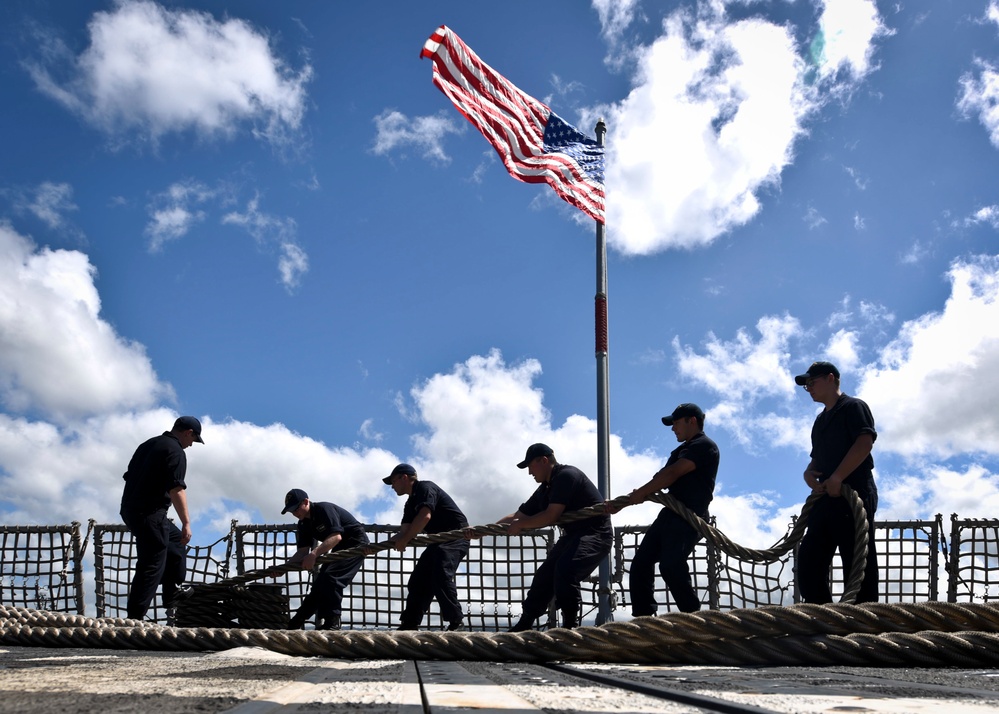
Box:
[278,488,369,630]
[795,361,879,603]
[499,443,612,631]
[624,404,719,615]
[384,463,469,631]
[120,415,204,620]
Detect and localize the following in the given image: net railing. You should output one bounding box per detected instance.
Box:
[788,515,944,604]
[2,514,995,623]
[92,522,232,622]
[946,515,999,603]
[232,524,556,630]
[0,522,84,614]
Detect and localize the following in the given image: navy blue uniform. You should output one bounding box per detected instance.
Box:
[630,432,719,615]
[798,394,879,603]
[119,432,188,620]
[518,464,612,626]
[294,501,369,626]
[399,481,469,629]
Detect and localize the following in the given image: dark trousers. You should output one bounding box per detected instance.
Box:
[293,556,365,624]
[630,509,703,615]
[797,492,879,603]
[521,531,611,624]
[121,509,186,620]
[400,542,469,628]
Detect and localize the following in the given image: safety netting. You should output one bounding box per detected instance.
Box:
[3,513,995,625]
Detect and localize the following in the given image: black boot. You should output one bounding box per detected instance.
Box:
[560,611,579,629]
[287,611,308,630]
[317,615,341,631]
[446,619,465,632]
[508,617,533,633]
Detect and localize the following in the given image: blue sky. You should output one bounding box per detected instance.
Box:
[1,0,999,551]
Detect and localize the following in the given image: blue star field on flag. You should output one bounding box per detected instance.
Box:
[542,112,605,187]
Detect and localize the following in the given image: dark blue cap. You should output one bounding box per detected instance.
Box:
[794,361,840,386]
[282,488,308,514]
[384,463,417,484]
[662,403,704,426]
[173,415,204,443]
[517,443,554,469]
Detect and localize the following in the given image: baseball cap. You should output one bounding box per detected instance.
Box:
[794,361,840,386]
[173,415,204,443]
[282,489,308,514]
[383,463,417,485]
[517,443,554,469]
[662,403,705,426]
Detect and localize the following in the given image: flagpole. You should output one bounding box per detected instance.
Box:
[594,118,613,625]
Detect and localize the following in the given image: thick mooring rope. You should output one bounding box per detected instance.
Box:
[4,602,999,666]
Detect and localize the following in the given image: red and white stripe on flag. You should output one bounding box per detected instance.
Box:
[421,25,605,223]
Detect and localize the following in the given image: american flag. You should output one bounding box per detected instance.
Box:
[420,25,605,223]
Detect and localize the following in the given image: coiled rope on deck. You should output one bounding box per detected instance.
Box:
[4,601,999,666]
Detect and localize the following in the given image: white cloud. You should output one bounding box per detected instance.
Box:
[592,0,641,41]
[371,110,463,164]
[603,7,813,254]
[859,300,895,327]
[958,59,999,149]
[145,180,214,251]
[0,223,169,422]
[468,150,498,184]
[828,295,854,328]
[633,348,667,366]
[277,242,309,291]
[963,204,999,230]
[0,409,399,530]
[823,328,860,372]
[900,240,931,265]
[859,255,999,459]
[708,491,804,551]
[5,182,83,239]
[591,0,644,67]
[591,0,889,255]
[844,165,869,190]
[26,182,78,231]
[222,195,307,290]
[25,0,311,146]
[804,206,827,229]
[671,314,805,449]
[673,315,802,403]
[221,195,292,241]
[810,0,892,83]
[879,463,999,521]
[667,296,889,455]
[358,418,383,443]
[144,182,306,288]
[547,74,586,106]
[661,254,999,466]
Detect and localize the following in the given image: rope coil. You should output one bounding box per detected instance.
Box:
[4,602,999,666]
